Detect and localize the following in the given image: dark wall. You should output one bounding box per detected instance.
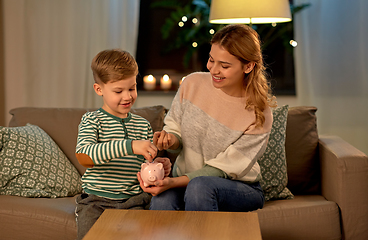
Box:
[136,0,191,75]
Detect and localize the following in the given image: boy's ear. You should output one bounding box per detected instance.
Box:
[243,62,256,74]
[93,83,103,96]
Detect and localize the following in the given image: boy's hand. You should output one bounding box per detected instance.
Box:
[154,157,172,177]
[153,130,178,151]
[132,140,157,162]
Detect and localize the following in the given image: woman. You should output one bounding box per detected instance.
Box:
[138,24,276,212]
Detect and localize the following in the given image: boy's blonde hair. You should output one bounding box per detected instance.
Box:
[91,49,138,84]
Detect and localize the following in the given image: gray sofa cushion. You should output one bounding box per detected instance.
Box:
[257,195,341,239]
[0,195,77,240]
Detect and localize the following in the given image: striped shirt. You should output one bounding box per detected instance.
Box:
[76,108,153,200]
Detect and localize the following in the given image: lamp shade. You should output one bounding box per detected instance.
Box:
[209,0,292,24]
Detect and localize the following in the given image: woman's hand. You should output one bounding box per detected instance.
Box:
[154,157,172,177]
[137,172,171,196]
[137,172,190,196]
[153,130,179,151]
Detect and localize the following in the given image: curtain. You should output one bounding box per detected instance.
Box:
[294,0,368,155]
[3,0,140,124]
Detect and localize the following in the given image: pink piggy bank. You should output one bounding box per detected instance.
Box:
[140,162,164,187]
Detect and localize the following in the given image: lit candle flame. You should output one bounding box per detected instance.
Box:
[147,75,154,82]
[163,74,170,82]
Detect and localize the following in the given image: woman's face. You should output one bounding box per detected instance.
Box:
[207,43,254,97]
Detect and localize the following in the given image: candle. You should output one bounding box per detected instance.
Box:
[160,74,172,90]
[143,75,156,90]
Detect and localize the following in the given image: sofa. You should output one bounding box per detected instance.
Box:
[0,105,367,240]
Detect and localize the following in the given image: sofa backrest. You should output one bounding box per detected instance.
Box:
[8,105,320,195]
[8,106,166,176]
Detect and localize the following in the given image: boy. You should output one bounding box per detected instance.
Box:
[75,49,170,240]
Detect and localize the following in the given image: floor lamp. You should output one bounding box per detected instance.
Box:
[209,0,292,26]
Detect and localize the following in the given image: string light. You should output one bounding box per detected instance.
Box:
[289,40,298,47]
[178,21,184,27]
[192,42,198,48]
[209,29,215,34]
[192,18,198,24]
[182,16,188,22]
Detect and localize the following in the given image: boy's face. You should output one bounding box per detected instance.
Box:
[93,75,137,118]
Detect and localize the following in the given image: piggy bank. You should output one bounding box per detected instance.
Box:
[140,162,164,187]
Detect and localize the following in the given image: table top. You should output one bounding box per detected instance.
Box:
[83,209,262,240]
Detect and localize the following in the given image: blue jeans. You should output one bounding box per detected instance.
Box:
[150,176,264,212]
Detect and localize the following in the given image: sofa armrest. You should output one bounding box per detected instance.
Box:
[319,135,368,240]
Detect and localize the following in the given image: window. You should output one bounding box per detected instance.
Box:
[136,0,305,95]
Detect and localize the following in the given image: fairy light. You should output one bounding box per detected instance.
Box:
[290,40,298,47]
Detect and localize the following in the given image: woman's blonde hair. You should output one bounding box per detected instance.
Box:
[211,24,276,127]
[91,49,138,84]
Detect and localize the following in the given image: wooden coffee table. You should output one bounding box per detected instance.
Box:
[83,209,262,240]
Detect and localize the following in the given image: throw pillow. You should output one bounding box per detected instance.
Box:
[0,124,82,198]
[285,106,319,195]
[258,105,294,201]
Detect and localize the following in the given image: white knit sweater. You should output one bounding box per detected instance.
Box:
[165,72,272,183]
